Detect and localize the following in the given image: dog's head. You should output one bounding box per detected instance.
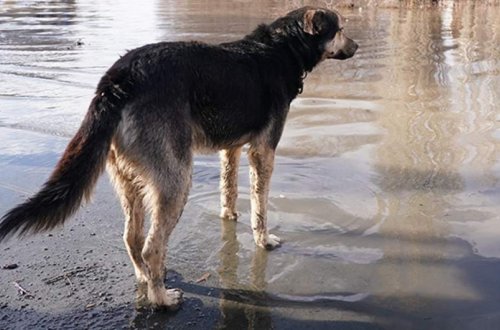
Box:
[291,7,358,60]
[268,7,358,64]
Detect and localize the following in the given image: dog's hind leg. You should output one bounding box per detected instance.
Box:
[219,146,242,220]
[141,153,192,309]
[248,145,281,250]
[107,148,147,283]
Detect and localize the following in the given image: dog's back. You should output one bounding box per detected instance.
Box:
[113,40,300,152]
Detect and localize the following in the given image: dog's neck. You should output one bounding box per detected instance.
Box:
[244,23,323,96]
[247,23,322,71]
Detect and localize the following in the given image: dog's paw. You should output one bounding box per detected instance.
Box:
[164,288,183,310]
[220,208,239,221]
[265,234,282,250]
[255,233,281,250]
[148,286,183,310]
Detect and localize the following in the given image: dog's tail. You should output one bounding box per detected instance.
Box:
[0,69,132,242]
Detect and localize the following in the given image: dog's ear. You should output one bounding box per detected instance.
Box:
[303,9,326,35]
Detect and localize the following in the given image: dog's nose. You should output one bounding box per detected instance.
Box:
[348,40,358,54]
[347,41,358,57]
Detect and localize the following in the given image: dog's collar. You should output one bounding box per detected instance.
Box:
[297,71,308,94]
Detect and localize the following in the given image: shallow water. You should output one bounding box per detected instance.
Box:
[1,0,500,329]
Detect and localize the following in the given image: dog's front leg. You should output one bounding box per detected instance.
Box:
[220,147,242,220]
[248,145,281,250]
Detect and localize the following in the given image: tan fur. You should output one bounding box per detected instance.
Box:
[219,147,243,220]
[107,139,192,308]
[303,9,318,35]
[248,145,281,249]
[140,160,191,308]
[324,29,351,59]
[107,147,147,282]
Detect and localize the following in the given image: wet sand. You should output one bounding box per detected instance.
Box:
[3,131,500,329]
[0,129,389,329]
[2,0,500,329]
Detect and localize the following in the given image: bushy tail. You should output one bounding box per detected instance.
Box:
[0,72,131,242]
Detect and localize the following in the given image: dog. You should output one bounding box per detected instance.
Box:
[0,6,357,309]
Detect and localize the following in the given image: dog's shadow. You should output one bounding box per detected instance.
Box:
[130,219,272,329]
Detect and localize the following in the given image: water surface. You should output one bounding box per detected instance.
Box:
[1,1,500,329]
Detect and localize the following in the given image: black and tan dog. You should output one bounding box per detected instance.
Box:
[0,7,357,308]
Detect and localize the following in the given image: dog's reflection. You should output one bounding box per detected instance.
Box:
[217,219,272,329]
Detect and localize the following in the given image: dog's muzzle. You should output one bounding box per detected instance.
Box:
[331,38,358,60]
[327,34,359,60]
